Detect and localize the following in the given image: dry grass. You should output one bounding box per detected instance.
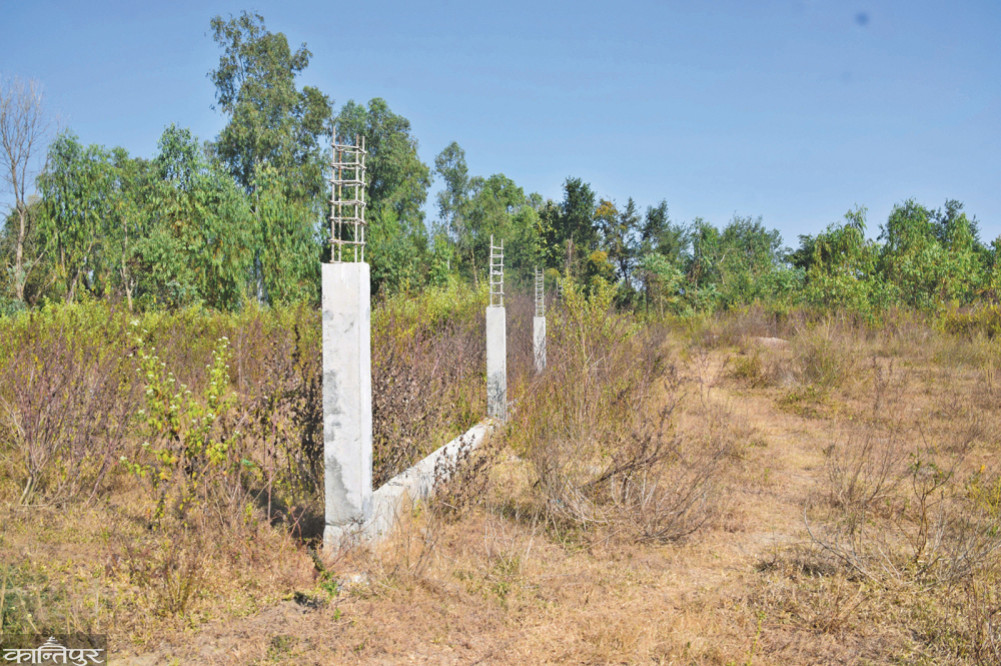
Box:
[4,305,1001,664]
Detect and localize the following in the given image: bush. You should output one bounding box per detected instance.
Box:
[511,277,729,542]
[0,304,138,505]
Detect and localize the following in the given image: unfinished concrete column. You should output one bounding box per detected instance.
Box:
[324,136,371,548]
[533,267,546,373]
[486,236,507,421]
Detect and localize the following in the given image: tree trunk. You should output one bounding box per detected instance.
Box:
[14,204,26,301]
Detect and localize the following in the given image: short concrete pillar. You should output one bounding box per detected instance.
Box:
[486,306,507,421]
[533,315,546,373]
[322,262,373,547]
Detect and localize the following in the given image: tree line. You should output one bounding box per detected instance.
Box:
[1,12,996,317]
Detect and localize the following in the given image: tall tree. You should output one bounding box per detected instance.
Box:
[879,198,984,308]
[596,197,640,284]
[253,163,320,305]
[147,125,255,310]
[37,132,116,302]
[0,76,48,302]
[434,141,472,272]
[209,11,333,197]
[538,177,597,276]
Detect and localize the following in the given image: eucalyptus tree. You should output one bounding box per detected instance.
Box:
[209,11,332,197]
[36,132,116,302]
[209,12,332,303]
[146,125,254,310]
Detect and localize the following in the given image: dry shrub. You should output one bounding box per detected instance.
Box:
[609,399,732,543]
[961,577,1001,663]
[370,283,486,487]
[808,362,1001,587]
[242,317,324,524]
[789,320,859,391]
[684,304,786,350]
[0,306,138,505]
[121,528,207,618]
[513,279,729,543]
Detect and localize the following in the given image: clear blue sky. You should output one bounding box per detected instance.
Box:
[2,0,999,248]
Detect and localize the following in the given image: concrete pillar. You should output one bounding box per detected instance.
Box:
[486,306,507,421]
[322,263,372,547]
[533,315,546,373]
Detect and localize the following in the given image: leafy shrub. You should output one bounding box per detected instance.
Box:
[124,330,253,526]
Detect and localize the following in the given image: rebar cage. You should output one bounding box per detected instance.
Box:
[330,135,367,262]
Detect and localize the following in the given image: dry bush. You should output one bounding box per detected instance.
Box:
[370,305,483,487]
[808,361,1001,587]
[607,399,732,543]
[512,280,730,543]
[241,317,324,525]
[0,308,138,505]
[788,319,861,391]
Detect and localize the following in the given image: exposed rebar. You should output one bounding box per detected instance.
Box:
[489,235,504,307]
[330,135,367,263]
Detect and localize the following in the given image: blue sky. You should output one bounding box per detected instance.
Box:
[2,0,998,248]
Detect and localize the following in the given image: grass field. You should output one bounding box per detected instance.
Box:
[3,298,1001,664]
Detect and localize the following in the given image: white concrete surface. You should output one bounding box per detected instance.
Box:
[486,306,507,421]
[322,263,373,548]
[364,421,495,540]
[533,315,546,373]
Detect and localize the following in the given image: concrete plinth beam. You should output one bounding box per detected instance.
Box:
[322,263,373,549]
[365,421,494,540]
[486,306,507,421]
[533,316,546,373]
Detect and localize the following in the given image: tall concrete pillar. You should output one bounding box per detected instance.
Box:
[322,262,372,547]
[533,315,546,373]
[486,306,507,421]
[533,266,546,373]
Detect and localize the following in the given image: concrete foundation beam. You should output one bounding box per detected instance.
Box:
[365,421,494,540]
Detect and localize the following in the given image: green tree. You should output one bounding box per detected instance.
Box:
[105,148,157,310]
[252,164,320,305]
[595,197,642,285]
[142,125,254,310]
[878,199,984,309]
[335,98,431,292]
[36,132,116,302]
[537,177,597,277]
[795,206,885,313]
[685,215,789,310]
[465,173,540,286]
[209,11,332,197]
[434,141,473,274]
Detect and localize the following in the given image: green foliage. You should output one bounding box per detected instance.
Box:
[795,206,885,314]
[144,125,255,310]
[127,329,246,522]
[433,142,542,286]
[252,164,320,305]
[209,11,332,197]
[36,132,117,302]
[538,177,598,277]
[878,199,985,310]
